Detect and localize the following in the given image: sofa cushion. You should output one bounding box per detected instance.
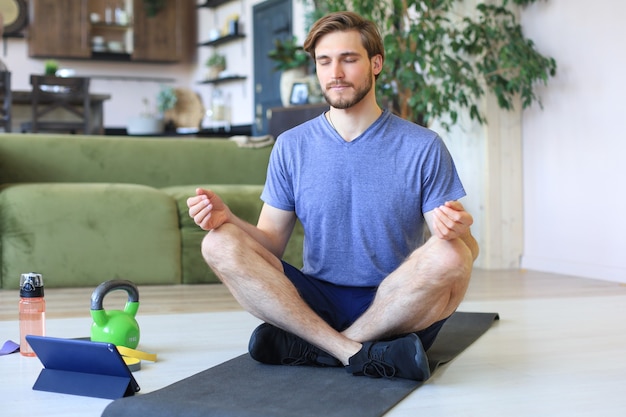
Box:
[162,185,304,284]
[162,185,264,284]
[0,183,181,289]
[0,134,272,188]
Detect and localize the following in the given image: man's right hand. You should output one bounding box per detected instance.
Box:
[187,188,231,231]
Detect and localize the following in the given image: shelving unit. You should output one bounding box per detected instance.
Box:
[85,0,134,58]
[197,0,236,8]
[198,75,247,85]
[198,33,245,48]
[90,20,133,58]
[197,0,247,85]
[91,22,132,30]
[90,51,132,61]
[195,0,251,130]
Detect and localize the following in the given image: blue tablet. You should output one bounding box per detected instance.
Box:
[26,335,140,399]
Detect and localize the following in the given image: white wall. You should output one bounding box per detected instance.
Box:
[520,0,626,283]
[2,36,195,127]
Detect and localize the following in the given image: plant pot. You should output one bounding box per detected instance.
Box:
[207,65,226,80]
[280,67,307,107]
[127,116,164,135]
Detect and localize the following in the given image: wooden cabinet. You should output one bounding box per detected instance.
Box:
[132,0,195,62]
[28,0,90,58]
[28,0,195,62]
[197,0,246,85]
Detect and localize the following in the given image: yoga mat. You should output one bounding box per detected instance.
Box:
[102,311,499,417]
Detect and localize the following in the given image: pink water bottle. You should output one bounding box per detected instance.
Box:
[19,272,46,357]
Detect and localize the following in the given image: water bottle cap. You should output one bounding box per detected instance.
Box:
[20,272,44,297]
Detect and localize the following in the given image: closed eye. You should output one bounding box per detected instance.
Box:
[316,52,361,66]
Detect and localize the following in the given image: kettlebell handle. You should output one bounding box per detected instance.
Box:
[90,279,139,311]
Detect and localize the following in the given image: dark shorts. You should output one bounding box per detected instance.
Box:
[282,261,447,351]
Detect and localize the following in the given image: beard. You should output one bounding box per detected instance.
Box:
[322,67,373,109]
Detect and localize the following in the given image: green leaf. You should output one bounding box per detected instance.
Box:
[305,0,556,130]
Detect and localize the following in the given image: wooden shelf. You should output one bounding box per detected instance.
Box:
[197,0,236,8]
[198,33,245,48]
[88,75,175,82]
[198,75,247,85]
[91,52,132,61]
[2,33,25,38]
[91,23,132,30]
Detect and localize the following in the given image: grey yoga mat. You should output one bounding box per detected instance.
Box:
[102,311,499,417]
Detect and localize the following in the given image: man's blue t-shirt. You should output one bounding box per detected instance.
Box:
[261,110,466,287]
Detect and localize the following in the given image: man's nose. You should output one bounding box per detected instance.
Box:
[330,62,344,79]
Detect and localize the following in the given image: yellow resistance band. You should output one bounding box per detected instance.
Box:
[117,346,157,367]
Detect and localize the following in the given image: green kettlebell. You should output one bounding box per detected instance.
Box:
[90,279,140,349]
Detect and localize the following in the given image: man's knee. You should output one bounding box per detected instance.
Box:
[443,237,473,276]
[200,223,240,266]
[417,236,473,286]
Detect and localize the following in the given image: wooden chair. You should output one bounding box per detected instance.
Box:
[0,71,11,132]
[22,75,92,134]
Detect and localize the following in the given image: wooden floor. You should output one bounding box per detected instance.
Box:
[2,269,626,416]
[0,268,623,320]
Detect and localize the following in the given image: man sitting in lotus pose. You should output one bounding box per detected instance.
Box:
[187,11,478,381]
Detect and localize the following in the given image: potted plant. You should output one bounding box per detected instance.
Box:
[268,36,311,106]
[268,36,310,71]
[305,0,557,130]
[206,52,226,80]
[156,85,177,114]
[44,60,59,76]
[143,0,165,17]
[127,85,177,135]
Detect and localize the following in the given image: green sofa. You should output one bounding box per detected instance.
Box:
[0,133,303,289]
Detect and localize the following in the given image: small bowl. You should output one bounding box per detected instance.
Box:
[107,41,124,52]
[56,68,76,78]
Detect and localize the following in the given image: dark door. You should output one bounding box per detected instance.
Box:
[252,0,292,135]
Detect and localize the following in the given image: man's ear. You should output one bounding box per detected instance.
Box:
[372,54,383,75]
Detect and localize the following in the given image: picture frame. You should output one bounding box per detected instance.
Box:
[289,82,309,105]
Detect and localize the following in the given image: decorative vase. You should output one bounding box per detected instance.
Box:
[126,116,164,135]
[280,67,307,107]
